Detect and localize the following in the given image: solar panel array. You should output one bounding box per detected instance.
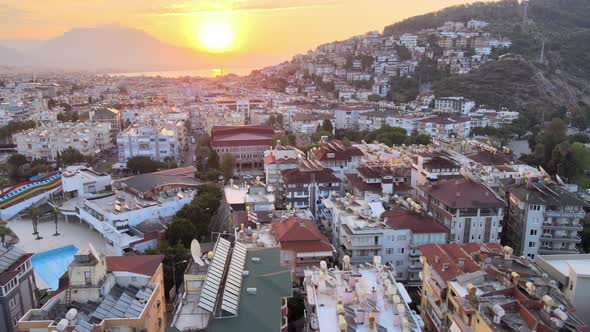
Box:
[90,284,153,320]
[198,237,231,313]
[0,246,25,272]
[221,242,247,315]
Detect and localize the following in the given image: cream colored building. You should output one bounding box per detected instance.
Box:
[13,122,112,161]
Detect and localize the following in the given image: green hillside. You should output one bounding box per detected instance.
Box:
[384,0,590,128]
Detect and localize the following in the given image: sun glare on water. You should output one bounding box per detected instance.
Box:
[197,18,235,52]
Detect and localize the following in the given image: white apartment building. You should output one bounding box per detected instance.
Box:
[13,122,112,161]
[434,97,475,114]
[117,123,185,162]
[61,166,113,199]
[333,106,373,129]
[319,196,447,283]
[399,34,418,48]
[61,168,200,254]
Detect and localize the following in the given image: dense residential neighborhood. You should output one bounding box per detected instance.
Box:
[1,1,590,332]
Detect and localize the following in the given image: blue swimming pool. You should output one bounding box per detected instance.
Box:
[31,244,79,290]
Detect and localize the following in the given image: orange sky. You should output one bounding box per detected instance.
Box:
[1,0,488,61]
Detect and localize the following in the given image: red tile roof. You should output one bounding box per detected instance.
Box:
[419,178,505,209]
[346,174,381,192]
[264,154,298,165]
[210,125,274,147]
[311,139,363,162]
[106,255,164,277]
[466,150,511,167]
[419,243,503,282]
[423,157,460,171]
[271,217,333,253]
[282,168,340,185]
[382,210,448,234]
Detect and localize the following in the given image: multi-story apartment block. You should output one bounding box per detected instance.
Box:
[264,144,301,205]
[417,115,471,139]
[13,122,112,161]
[91,107,122,142]
[282,162,341,216]
[303,256,422,332]
[319,195,446,283]
[501,178,587,259]
[400,33,419,48]
[434,97,475,114]
[0,245,36,332]
[411,151,461,189]
[214,97,265,124]
[18,249,166,332]
[290,112,335,135]
[346,162,411,200]
[210,125,274,169]
[308,138,363,180]
[333,105,373,129]
[419,243,586,332]
[417,178,505,244]
[117,122,186,162]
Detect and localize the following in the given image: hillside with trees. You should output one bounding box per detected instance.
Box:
[384,0,590,129]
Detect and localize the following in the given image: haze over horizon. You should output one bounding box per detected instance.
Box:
[1,0,490,70]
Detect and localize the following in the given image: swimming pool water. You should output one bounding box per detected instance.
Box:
[31,244,79,290]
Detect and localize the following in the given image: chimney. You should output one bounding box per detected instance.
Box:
[458,258,465,269]
[467,283,477,302]
[434,255,440,263]
[442,263,449,271]
[511,272,520,287]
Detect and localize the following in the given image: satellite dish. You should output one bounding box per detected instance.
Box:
[88,243,101,263]
[191,239,205,266]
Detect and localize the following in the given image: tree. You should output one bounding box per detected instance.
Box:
[166,217,197,247]
[312,130,333,142]
[387,76,419,103]
[60,147,86,166]
[394,44,412,61]
[220,153,236,180]
[144,243,190,299]
[25,206,42,240]
[127,156,160,174]
[0,219,12,247]
[207,150,220,170]
[321,119,334,133]
[272,132,296,147]
[539,118,566,166]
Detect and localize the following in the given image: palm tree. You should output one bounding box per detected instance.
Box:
[25,206,42,240]
[0,219,11,247]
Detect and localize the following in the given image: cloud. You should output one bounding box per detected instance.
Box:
[145,0,341,16]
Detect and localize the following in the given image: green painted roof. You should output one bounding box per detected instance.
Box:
[209,247,292,332]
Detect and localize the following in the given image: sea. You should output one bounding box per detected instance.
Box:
[110,67,255,78]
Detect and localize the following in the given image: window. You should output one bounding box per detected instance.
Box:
[386,248,394,255]
[528,242,536,248]
[530,229,537,236]
[397,235,407,241]
[9,298,16,309]
[570,281,574,291]
[395,260,404,266]
[397,248,405,254]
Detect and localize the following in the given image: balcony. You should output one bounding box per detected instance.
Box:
[408,264,423,272]
[544,211,586,219]
[542,222,583,231]
[538,247,579,255]
[540,235,581,243]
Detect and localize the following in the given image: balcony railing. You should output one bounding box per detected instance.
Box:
[542,222,583,231]
[544,211,586,218]
[540,235,581,243]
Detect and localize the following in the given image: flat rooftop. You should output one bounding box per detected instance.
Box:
[305,265,420,332]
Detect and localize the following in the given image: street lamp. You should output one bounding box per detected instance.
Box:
[171,258,188,300]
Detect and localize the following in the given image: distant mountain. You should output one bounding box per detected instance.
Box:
[29,27,206,71]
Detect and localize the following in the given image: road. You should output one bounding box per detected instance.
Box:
[180,135,197,167]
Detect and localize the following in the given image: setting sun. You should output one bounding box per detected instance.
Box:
[197,19,235,52]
